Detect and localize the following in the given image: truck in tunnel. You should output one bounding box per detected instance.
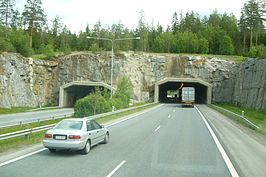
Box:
[154,78,212,104]
[181,87,195,107]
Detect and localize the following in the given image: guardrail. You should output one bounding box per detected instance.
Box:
[0,103,156,141]
[210,104,259,129]
[0,124,55,141]
[0,114,73,128]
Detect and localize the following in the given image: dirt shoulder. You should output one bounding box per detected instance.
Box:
[197,104,266,177]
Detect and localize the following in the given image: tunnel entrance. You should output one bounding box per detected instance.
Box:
[154,78,212,104]
[59,81,113,107]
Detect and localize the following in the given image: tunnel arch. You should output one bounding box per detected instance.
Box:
[154,78,212,104]
[59,81,113,107]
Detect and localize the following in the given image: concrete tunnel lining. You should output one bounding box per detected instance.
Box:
[59,81,113,107]
[154,78,212,104]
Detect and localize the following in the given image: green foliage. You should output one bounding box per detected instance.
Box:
[22,0,46,48]
[219,35,234,55]
[0,2,265,58]
[257,45,266,59]
[198,38,209,54]
[9,29,33,57]
[74,88,111,117]
[0,0,15,26]
[74,77,133,117]
[0,107,32,115]
[248,46,258,58]
[43,44,54,58]
[0,37,15,52]
[89,43,102,53]
[113,77,133,108]
[213,103,266,133]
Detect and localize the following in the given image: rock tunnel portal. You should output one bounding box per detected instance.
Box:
[154,78,212,104]
[59,81,112,107]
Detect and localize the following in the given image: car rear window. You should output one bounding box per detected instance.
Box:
[55,120,83,130]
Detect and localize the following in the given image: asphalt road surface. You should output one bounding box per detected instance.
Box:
[0,108,74,127]
[0,104,234,177]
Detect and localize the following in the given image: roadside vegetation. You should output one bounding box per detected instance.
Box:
[0,107,33,115]
[0,0,265,59]
[0,103,156,153]
[0,76,149,152]
[74,77,133,117]
[210,103,266,134]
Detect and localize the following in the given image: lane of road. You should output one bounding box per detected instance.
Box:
[0,108,74,127]
[0,104,235,177]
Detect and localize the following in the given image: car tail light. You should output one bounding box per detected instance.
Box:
[69,135,81,139]
[45,134,52,138]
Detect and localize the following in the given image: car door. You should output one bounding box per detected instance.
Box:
[91,120,105,143]
[86,121,98,146]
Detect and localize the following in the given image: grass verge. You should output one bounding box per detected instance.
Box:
[209,103,266,134]
[0,103,157,153]
[96,103,157,124]
[0,107,33,115]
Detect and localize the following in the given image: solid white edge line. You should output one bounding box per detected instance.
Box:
[194,106,240,177]
[0,104,162,167]
[155,126,161,132]
[0,148,46,167]
[106,160,126,177]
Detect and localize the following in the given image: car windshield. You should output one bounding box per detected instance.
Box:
[55,120,83,130]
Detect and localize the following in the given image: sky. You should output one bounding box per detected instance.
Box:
[15,0,247,33]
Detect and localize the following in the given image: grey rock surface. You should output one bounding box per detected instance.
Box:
[0,52,265,110]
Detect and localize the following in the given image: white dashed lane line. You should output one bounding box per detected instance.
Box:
[106,160,126,177]
[154,126,161,132]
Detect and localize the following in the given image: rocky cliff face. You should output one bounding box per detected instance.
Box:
[0,52,265,110]
[219,58,266,110]
[0,53,57,108]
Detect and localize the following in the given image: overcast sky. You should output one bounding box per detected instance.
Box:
[15,0,247,33]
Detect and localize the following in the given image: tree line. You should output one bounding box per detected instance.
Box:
[0,0,265,58]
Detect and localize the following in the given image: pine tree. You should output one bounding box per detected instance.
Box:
[0,0,15,27]
[137,9,149,52]
[244,0,263,48]
[239,8,248,52]
[10,9,22,29]
[171,12,179,34]
[22,0,46,48]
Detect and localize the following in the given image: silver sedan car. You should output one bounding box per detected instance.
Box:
[43,118,109,154]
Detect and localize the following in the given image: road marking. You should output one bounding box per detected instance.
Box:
[173,109,176,112]
[106,160,126,177]
[195,106,240,177]
[155,126,161,132]
[0,148,46,167]
[168,114,171,118]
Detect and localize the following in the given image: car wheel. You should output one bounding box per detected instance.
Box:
[103,133,109,144]
[82,140,91,154]
[48,148,56,153]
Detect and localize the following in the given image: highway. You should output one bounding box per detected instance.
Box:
[0,104,235,177]
[0,108,74,127]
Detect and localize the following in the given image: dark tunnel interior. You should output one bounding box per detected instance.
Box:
[64,85,108,107]
[158,82,207,104]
